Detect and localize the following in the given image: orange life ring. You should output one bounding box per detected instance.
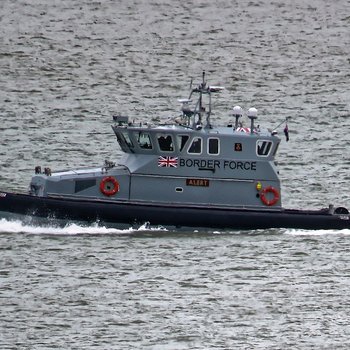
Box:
[100,176,119,196]
[260,186,279,206]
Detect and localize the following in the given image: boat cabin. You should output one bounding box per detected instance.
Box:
[29,73,282,210]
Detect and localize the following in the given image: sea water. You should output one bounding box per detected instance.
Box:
[1,0,350,348]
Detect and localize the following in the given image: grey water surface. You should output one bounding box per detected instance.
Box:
[0,0,350,349]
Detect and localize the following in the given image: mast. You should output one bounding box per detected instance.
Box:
[180,72,224,129]
[191,71,210,129]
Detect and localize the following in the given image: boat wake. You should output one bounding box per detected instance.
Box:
[1,218,349,236]
[0,218,167,236]
[286,228,350,236]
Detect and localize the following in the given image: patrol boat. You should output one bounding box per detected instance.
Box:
[0,73,349,230]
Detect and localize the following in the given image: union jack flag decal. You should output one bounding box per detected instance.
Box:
[158,156,178,168]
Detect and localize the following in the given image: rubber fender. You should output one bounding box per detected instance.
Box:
[334,207,349,215]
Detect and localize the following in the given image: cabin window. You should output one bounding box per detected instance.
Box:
[188,137,202,154]
[115,132,126,151]
[208,138,219,155]
[256,140,273,157]
[157,134,174,152]
[121,131,134,148]
[135,132,152,149]
[177,135,190,152]
[272,141,280,156]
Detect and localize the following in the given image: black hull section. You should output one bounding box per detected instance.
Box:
[0,192,349,230]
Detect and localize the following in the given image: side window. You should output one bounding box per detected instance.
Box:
[121,131,134,148]
[188,137,202,154]
[177,135,189,152]
[135,132,152,149]
[208,138,219,155]
[256,140,273,157]
[158,134,174,152]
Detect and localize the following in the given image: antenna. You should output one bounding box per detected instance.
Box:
[201,71,206,89]
[272,116,291,141]
[273,116,291,131]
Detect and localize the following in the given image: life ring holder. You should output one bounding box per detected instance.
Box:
[100,176,119,196]
[260,186,279,206]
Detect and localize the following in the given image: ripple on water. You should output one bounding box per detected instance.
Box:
[1,0,350,348]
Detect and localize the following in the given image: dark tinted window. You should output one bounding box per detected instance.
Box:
[177,135,189,152]
[188,137,202,154]
[257,140,273,157]
[208,138,219,155]
[158,135,174,152]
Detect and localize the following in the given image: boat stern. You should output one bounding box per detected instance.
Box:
[29,174,47,196]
